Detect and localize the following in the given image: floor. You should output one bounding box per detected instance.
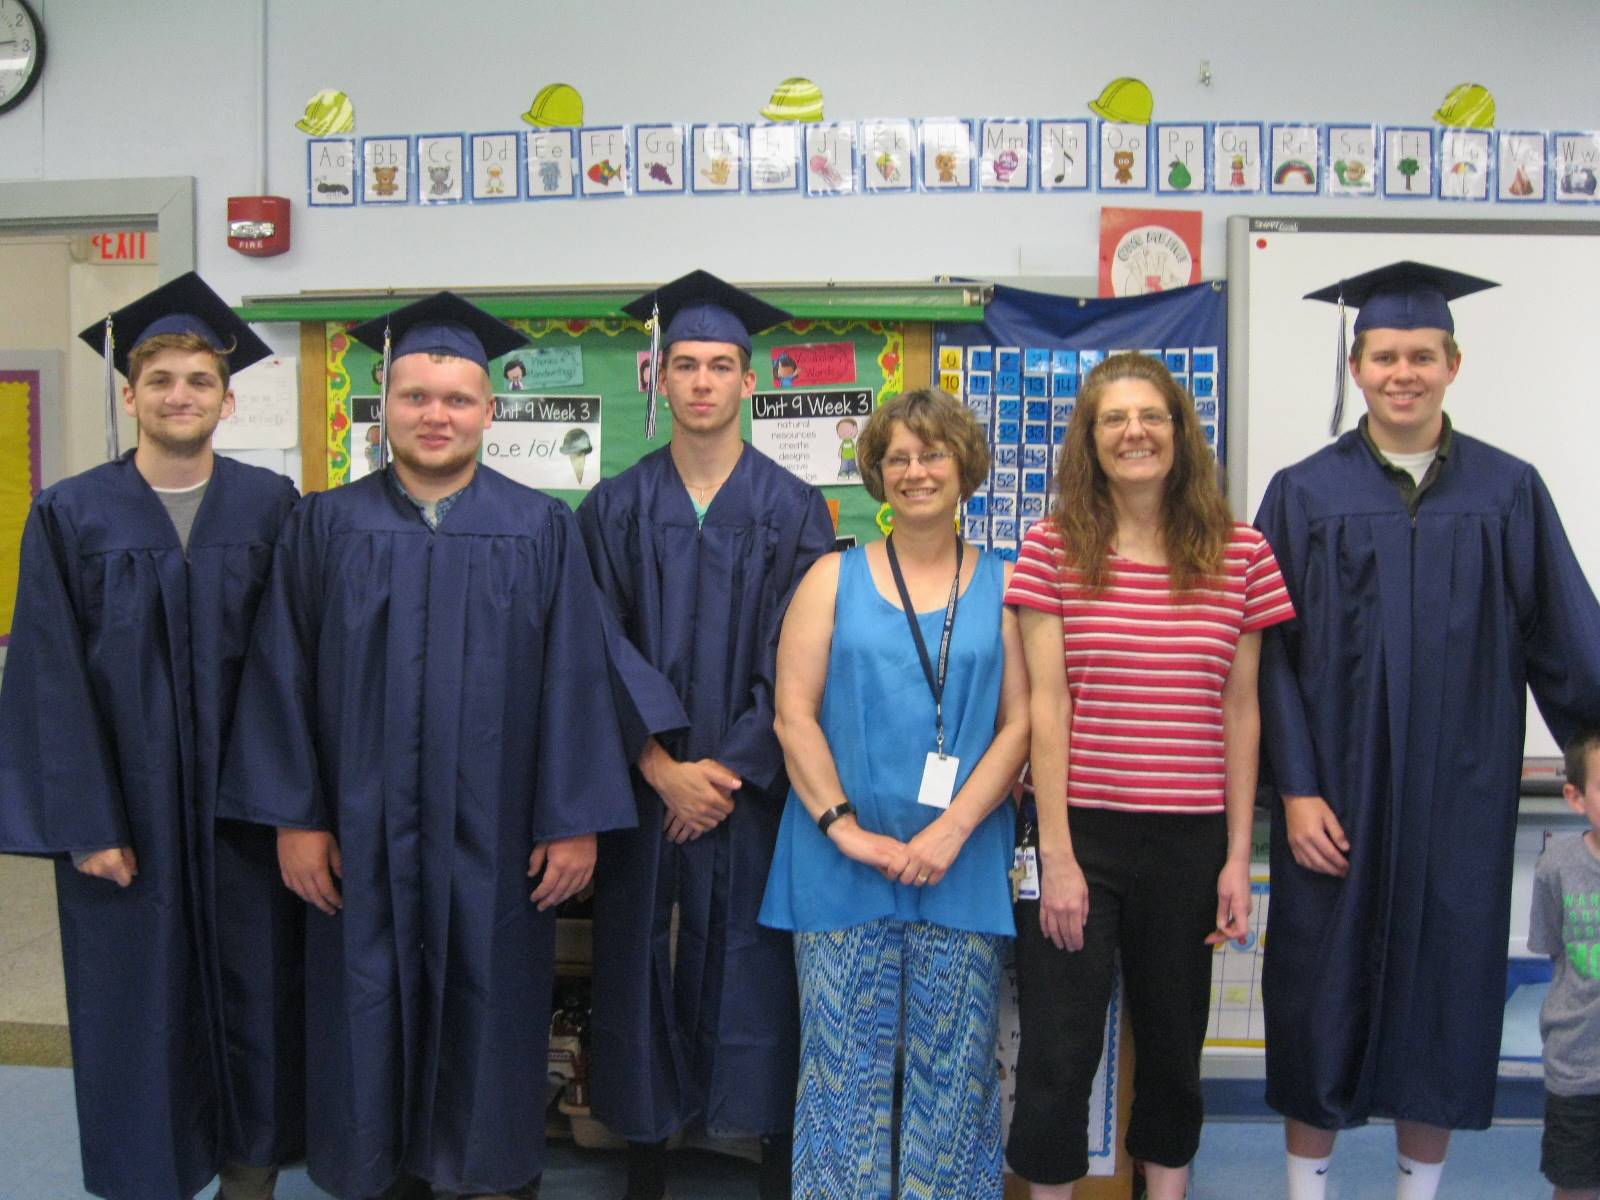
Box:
[0,854,1557,1198]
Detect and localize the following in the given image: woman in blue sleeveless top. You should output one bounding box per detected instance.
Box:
[761,388,1029,1199]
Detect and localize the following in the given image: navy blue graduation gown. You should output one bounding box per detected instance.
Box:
[0,453,302,1200]
[1255,429,1600,1130]
[576,445,834,1141]
[217,466,635,1199]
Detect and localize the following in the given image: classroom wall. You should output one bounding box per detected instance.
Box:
[4,0,1599,322]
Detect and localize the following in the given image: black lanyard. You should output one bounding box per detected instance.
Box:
[885,533,963,758]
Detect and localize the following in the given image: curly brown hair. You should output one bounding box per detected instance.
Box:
[1052,353,1231,594]
[857,387,990,503]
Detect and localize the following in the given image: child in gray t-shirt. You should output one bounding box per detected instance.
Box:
[1529,731,1600,1200]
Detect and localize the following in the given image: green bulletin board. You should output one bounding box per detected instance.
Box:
[323,317,905,546]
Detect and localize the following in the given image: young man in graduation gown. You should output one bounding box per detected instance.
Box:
[0,274,303,1200]
[577,272,834,1200]
[217,294,636,1200]
[1254,261,1600,1200]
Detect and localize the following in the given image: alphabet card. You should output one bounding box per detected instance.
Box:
[691,124,744,194]
[979,119,1031,191]
[1268,124,1320,194]
[861,119,914,193]
[804,123,857,197]
[361,136,410,205]
[1439,128,1492,201]
[308,138,356,206]
[417,134,465,205]
[919,119,975,191]
[1326,125,1377,196]
[579,126,630,197]
[1211,123,1262,193]
[469,132,519,202]
[635,124,687,194]
[1382,127,1434,198]
[1154,123,1206,194]
[1554,131,1600,203]
[1498,131,1547,202]
[1037,119,1090,191]
[526,128,577,199]
[1098,123,1148,190]
[749,123,800,194]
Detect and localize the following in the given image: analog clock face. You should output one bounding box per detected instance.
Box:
[0,0,43,115]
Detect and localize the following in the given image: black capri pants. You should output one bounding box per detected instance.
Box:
[1006,806,1228,1185]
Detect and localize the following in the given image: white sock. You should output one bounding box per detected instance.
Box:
[1286,1151,1331,1200]
[1395,1152,1444,1200]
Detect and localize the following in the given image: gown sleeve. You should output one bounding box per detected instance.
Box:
[216,498,330,831]
[0,501,129,854]
[1254,471,1323,798]
[711,488,836,794]
[575,488,690,763]
[530,509,639,841]
[1511,468,1600,750]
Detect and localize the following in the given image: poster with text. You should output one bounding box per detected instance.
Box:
[751,387,873,485]
[1098,207,1202,297]
[1038,119,1090,190]
[483,393,603,491]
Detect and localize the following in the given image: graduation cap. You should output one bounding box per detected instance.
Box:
[77,271,272,462]
[348,292,530,471]
[622,270,792,438]
[1305,260,1498,436]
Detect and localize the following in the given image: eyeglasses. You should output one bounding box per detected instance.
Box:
[1096,408,1174,432]
[881,449,953,473]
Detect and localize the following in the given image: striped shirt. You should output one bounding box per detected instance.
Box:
[1006,521,1294,814]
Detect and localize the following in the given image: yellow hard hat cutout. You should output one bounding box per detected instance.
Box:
[523,83,585,129]
[296,88,356,136]
[1088,77,1153,126]
[1433,83,1495,130]
[761,77,824,122]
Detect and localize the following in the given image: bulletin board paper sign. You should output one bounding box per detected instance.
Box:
[579,127,631,197]
[1098,207,1202,297]
[1554,131,1600,203]
[1036,119,1090,191]
[804,123,858,197]
[770,341,857,388]
[1382,127,1435,199]
[1154,123,1208,195]
[691,124,744,194]
[504,345,583,390]
[469,132,521,202]
[483,394,603,492]
[635,124,687,194]
[347,394,383,484]
[997,963,1119,1177]
[1439,128,1492,202]
[217,356,298,450]
[919,119,975,191]
[979,119,1031,191]
[749,123,801,194]
[751,387,873,486]
[1097,122,1149,191]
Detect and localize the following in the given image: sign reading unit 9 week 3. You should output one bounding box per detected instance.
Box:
[484,394,603,493]
[751,387,873,487]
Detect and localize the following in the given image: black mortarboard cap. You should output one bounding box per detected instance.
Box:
[348,291,529,370]
[1304,260,1497,436]
[77,270,271,379]
[622,270,790,438]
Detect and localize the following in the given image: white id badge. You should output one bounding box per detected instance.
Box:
[1013,845,1040,900]
[917,751,960,809]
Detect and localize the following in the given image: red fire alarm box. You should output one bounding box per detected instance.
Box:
[227,196,291,257]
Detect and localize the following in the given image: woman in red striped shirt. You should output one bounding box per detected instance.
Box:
[1004,354,1293,1200]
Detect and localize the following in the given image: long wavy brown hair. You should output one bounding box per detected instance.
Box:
[1052,353,1231,594]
